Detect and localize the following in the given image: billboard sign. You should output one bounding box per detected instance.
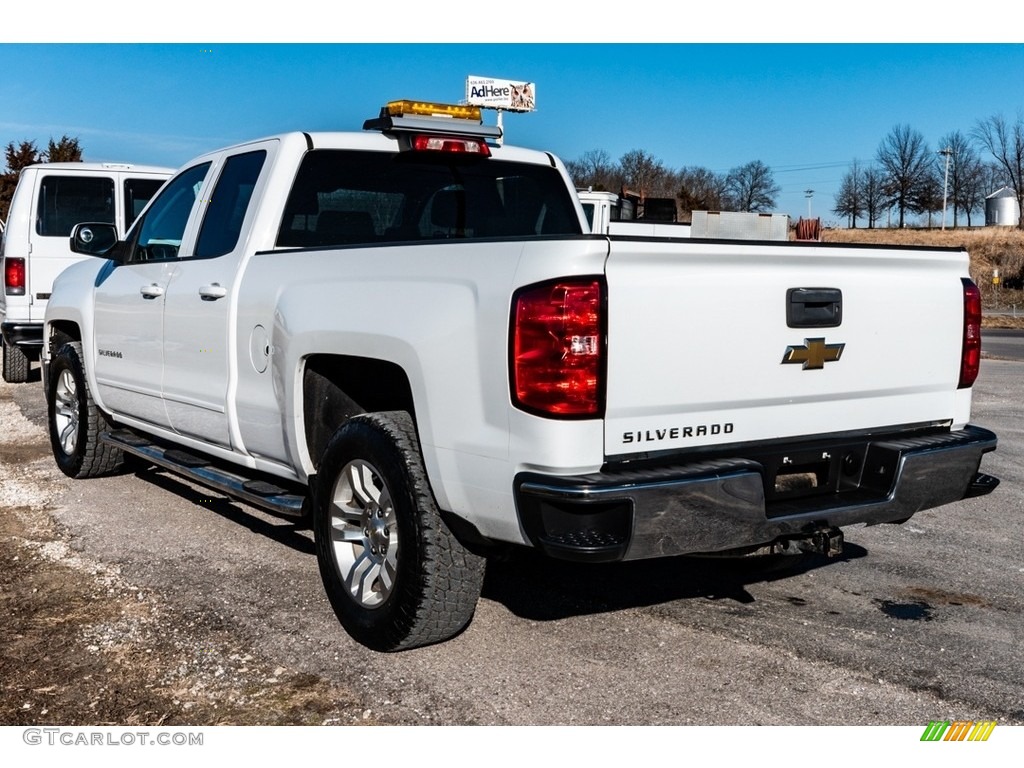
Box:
[466,75,536,113]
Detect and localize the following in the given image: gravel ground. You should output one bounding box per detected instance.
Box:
[0,375,385,726]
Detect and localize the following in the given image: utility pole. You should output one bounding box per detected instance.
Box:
[939,147,952,230]
[804,189,814,219]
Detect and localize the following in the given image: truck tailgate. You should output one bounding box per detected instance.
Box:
[603,239,971,458]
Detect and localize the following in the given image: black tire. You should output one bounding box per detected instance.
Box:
[314,411,485,651]
[2,339,29,383]
[47,341,123,478]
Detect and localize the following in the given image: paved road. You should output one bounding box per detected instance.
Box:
[983,328,1024,362]
[5,362,1023,726]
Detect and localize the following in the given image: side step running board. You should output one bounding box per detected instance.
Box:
[101,430,307,519]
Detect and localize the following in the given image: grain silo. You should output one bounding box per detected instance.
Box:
[986,186,1020,226]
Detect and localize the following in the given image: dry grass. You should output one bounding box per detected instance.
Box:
[820,227,1024,327]
[821,226,1024,290]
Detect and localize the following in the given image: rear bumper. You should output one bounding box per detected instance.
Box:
[1,321,43,350]
[515,425,998,563]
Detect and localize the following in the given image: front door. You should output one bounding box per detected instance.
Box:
[92,162,211,426]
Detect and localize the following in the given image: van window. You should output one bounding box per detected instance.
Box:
[124,178,167,231]
[35,176,115,237]
[581,203,596,229]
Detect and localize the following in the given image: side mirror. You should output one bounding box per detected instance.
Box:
[70,222,122,260]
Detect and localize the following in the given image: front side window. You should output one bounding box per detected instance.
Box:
[194,150,267,259]
[124,177,167,231]
[129,163,211,263]
[36,175,115,237]
[277,150,582,248]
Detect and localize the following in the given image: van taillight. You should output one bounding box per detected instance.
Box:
[511,278,605,417]
[959,278,981,389]
[4,258,25,296]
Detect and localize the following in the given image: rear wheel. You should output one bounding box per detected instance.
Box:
[314,411,485,651]
[47,341,123,478]
[2,340,29,383]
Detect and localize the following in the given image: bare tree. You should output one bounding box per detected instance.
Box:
[915,166,944,227]
[676,166,727,216]
[618,149,671,197]
[954,161,987,227]
[937,130,984,228]
[875,124,932,227]
[723,160,780,212]
[972,113,1024,229]
[564,148,618,191]
[862,167,887,229]
[833,160,865,227]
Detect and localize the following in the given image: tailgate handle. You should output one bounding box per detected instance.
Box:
[787,288,842,328]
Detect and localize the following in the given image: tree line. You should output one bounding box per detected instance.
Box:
[0,135,83,222]
[835,116,1024,228]
[565,111,1024,229]
[566,149,781,219]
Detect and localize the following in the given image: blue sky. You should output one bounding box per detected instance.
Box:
[2,5,1023,223]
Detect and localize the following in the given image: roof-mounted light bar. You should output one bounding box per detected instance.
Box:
[384,100,483,121]
[364,99,503,140]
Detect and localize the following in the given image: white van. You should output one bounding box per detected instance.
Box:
[1,162,174,382]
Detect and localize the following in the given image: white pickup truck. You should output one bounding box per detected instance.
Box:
[43,100,998,651]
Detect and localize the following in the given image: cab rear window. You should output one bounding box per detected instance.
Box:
[277,150,582,248]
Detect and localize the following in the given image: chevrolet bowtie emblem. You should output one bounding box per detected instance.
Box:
[782,338,845,370]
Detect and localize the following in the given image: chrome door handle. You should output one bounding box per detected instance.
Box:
[140,283,164,299]
[198,283,227,301]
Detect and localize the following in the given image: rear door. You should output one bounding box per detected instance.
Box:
[161,144,272,448]
[29,171,117,322]
[602,239,970,458]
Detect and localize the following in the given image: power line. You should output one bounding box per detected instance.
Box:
[771,162,852,173]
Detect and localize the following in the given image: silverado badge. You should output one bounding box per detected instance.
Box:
[782,338,844,370]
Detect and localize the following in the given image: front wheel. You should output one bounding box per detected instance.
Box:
[47,341,123,478]
[314,411,485,651]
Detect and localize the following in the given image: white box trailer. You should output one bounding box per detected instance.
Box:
[578,191,789,241]
[690,210,789,241]
[579,189,691,237]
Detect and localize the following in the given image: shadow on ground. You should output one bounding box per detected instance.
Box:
[481,543,868,621]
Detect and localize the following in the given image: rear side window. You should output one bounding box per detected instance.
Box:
[36,175,115,237]
[277,150,582,248]
[124,178,167,230]
[194,150,267,259]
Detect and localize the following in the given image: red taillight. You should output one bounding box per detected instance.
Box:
[412,134,491,156]
[959,278,981,389]
[4,257,25,296]
[512,278,605,417]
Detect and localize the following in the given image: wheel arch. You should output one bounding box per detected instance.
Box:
[301,354,416,472]
[48,319,82,350]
